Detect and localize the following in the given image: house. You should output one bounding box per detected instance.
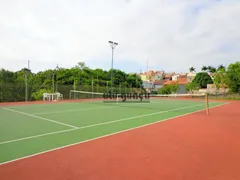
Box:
[142,81,153,89]
[139,73,147,81]
[209,73,215,80]
[153,80,165,90]
[146,70,155,81]
[206,84,229,95]
[139,70,155,82]
[172,74,179,81]
[163,72,175,81]
[178,74,187,83]
[163,74,188,94]
[154,71,164,81]
[187,72,196,82]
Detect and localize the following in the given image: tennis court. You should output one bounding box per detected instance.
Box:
[0,95,225,165]
[1,95,240,180]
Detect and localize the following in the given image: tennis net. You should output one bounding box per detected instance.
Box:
[70,90,209,112]
[69,90,210,114]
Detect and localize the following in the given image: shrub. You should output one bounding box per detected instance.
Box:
[31,89,52,100]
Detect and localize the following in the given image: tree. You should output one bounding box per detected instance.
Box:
[75,62,87,70]
[217,64,225,71]
[209,67,216,73]
[186,82,200,94]
[201,66,208,72]
[171,84,180,93]
[189,66,196,72]
[31,88,52,100]
[207,66,216,73]
[227,62,240,93]
[192,72,213,88]
[0,69,15,83]
[126,73,142,88]
[214,68,229,96]
[158,83,179,94]
[110,69,127,86]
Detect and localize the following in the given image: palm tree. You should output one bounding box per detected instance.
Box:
[201,66,208,71]
[189,66,196,72]
[209,67,216,73]
[207,66,216,73]
[218,64,225,71]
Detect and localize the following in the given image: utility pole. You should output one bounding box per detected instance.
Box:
[53,64,59,93]
[108,41,118,94]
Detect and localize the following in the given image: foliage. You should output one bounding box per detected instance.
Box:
[217,64,225,71]
[192,72,213,88]
[227,61,240,93]
[207,66,216,73]
[158,86,172,94]
[31,89,52,100]
[214,68,230,96]
[201,66,208,71]
[214,68,229,90]
[150,90,158,94]
[0,62,143,102]
[171,84,180,93]
[189,66,196,72]
[186,82,200,93]
[158,84,179,94]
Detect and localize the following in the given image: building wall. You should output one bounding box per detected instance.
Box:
[178,85,187,94]
[142,81,153,89]
[154,84,163,89]
[187,73,196,82]
[140,74,147,81]
[148,75,154,82]
[154,74,163,81]
[172,75,179,81]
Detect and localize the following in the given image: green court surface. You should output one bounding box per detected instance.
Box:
[0,99,225,164]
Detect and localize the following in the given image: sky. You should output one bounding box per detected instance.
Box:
[0,0,240,73]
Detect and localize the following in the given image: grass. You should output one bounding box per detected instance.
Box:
[0,98,225,164]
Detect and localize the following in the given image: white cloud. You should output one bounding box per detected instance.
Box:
[0,0,239,73]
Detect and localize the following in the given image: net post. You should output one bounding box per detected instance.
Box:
[205,93,210,115]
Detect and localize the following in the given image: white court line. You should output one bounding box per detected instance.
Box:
[32,102,159,115]
[4,101,90,108]
[0,102,229,166]
[0,103,203,145]
[0,128,77,145]
[76,103,206,129]
[33,106,114,115]
[0,103,208,145]
[3,108,78,129]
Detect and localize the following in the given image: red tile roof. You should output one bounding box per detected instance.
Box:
[146,70,155,76]
[177,75,187,82]
[164,79,188,85]
[153,80,165,85]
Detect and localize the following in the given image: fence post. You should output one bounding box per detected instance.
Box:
[92,77,93,98]
[25,74,28,101]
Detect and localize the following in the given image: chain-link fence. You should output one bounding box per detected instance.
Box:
[0,82,135,102]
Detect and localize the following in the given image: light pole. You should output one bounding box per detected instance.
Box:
[25,60,30,102]
[53,64,60,93]
[108,41,118,93]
